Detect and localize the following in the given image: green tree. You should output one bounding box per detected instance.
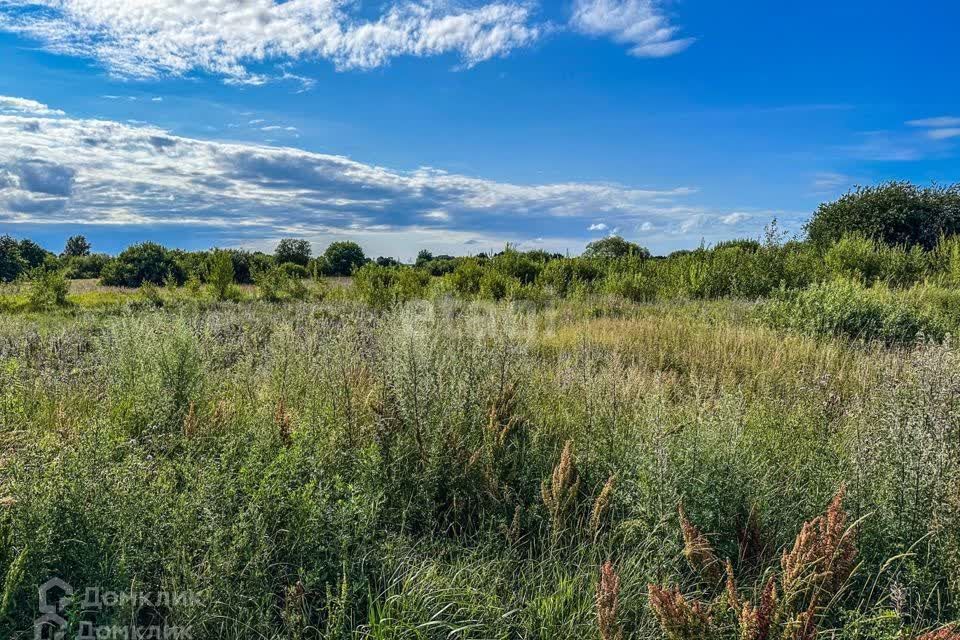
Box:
[63,235,92,257]
[584,236,651,260]
[274,239,312,266]
[100,242,176,287]
[806,181,960,249]
[322,241,367,276]
[207,250,236,301]
[0,235,27,282]
[17,239,53,269]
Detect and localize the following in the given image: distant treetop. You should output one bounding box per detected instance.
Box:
[806,181,960,249]
[583,236,651,260]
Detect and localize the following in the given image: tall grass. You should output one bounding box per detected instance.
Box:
[0,299,957,638]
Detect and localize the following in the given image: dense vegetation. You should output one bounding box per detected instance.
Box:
[1,181,959,638]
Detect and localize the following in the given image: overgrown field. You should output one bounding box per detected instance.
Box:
[1,294,958,639]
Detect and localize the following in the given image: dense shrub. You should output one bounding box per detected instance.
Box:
[100,242,181,287]
[0,235,27,282]
[584,235,651,260]
[446,258,484,298]
[757,279,945,344]
[16,238,53,269]
[274,238,311,266]
[352,264,432,308]
[253,263,308,302]
[321,241,366,276]
[206,250,237,301]
[27,269,70,309]
[64,253,111,279]
[807,181,960,249]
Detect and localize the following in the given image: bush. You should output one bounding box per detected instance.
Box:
[807,181,960,249]
[64,253,111,279]
[280,262,308,279]
[252,264,308,302]
[446,258,484,298]
[757,279,944,344]
[490,246,540,284]
[353,264,430,308]
[479,269,514,301]
[206,250,237,301]
[28,269,70,310]
[100,242,179,287]
[538,258,601,297]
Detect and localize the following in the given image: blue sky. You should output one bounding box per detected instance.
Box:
[0,0,958,259]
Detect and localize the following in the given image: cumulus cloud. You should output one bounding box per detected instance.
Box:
[0,95,65,116]
[0,95,712,254]
[0,0,542,82]
[570,0,693,57]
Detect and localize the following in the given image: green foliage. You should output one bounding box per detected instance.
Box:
[16,239,53,269]
[321,241,366,276]
[0,235,27,283]
[64,253,111,279]
[490,245,541,284]
[274,238,312,266]
[27,269,70,310]
[62,234,91,257]
[100,242,181,287]
[807,181,960,249]
[446,257,485,298]
[353,263,429,307]
[757,278,947,344]
[253,263,309,302]
[206,250,237,301]
[584,235,651,260]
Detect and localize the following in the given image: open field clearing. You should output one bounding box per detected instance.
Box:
[1,293,957,639]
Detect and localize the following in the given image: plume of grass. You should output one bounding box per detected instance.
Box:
[275,397,293,446]
[541,440,580,533]
[596,561,623,640]
[679,503,723,582]
[590,475,616,538]
[647,584,716,640]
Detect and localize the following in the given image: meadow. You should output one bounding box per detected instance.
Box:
[2,184,960,638]
[0,281,958,639]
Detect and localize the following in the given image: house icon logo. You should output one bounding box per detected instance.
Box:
[34,577,73,640]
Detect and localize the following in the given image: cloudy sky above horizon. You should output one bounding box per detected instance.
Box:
[1,0,959,258]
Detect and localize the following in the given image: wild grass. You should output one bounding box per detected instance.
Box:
[0,297,957,638]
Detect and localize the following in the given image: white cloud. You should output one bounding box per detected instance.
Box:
[570,0,693,58]
[588,222,608,231]
[0,96,705,249]
[0,95,64,116]
[720,212,749,225]
[904,116,960,142]
[926,128,960,140]
[0,0,542,82]
[811,172,851,193]
[906,116,960,128]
